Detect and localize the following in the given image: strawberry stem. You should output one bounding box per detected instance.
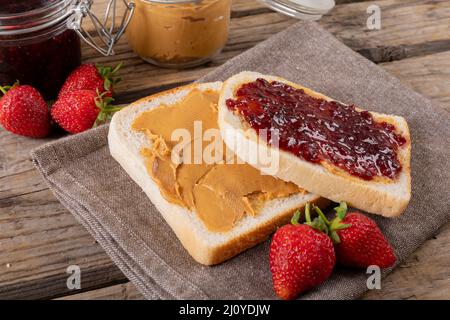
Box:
[96,62,123,92]
[313,201,352,244]
[93,90,123,127]
[334,201,348,219]
[107,106,124,112]
[289,201,353,244]
[291,211,301,225]
[305,203,329,233]
[0,86,8,95]
[330,230,341,244]
[290,202,352,244]
[313,205,330,225]
[0,81,19,96]
[291,202,313,225]
[304,203,312,223]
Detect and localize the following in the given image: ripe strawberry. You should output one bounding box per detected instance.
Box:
[313,202,396,269]
[57,63,122,100]
[0,84,50,138]
[51,90,120,134]
[270,204,336,300]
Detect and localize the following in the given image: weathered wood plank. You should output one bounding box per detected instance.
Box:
[57,282,143,300]
[381,51,450,109]
[0,189,126,299]
[323,0,450,61]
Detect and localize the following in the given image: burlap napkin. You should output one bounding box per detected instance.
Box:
[32,21,450,300]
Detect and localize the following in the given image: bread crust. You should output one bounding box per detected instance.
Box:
[108,82,326,265]
[218,71,411,217]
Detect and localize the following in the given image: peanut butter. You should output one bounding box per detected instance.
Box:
[126,0,231,68]
[132,89,302,232]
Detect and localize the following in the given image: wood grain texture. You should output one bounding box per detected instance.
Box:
[1,0,449,300]
[56,282,143,300]
[323,0,450,62]
[381,51,450,110]
[0,187,126,299]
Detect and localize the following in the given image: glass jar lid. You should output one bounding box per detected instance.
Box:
[0,0,61,15]
[0,0,74,35]
[259,0,335,20]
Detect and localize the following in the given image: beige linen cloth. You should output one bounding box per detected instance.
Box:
[32,21,450,299]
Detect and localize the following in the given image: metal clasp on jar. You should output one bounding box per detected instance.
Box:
[71,0,135,56]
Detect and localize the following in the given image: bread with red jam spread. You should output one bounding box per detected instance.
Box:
[218,71,411,217]
[109,82,328,265]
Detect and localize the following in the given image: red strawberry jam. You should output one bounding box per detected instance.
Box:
[226,78,407,180]
[0,0,81,100]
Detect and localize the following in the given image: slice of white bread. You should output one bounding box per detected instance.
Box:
[108,82,327,265]
[218,71,411,217]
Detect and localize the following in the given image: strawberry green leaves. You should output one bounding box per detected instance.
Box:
[290,201,352,244]
[93,90,123,127]
[96,62,123,92]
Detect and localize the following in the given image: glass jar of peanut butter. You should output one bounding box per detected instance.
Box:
[126,0,231,68]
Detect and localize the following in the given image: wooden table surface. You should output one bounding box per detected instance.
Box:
[1,0,449,300]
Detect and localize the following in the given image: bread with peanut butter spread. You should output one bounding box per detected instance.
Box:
[108,82,327,265]
[218,71,411,217]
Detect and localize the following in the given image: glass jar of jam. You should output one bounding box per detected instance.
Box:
[0,0,135,100]
[126,0,232,68]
